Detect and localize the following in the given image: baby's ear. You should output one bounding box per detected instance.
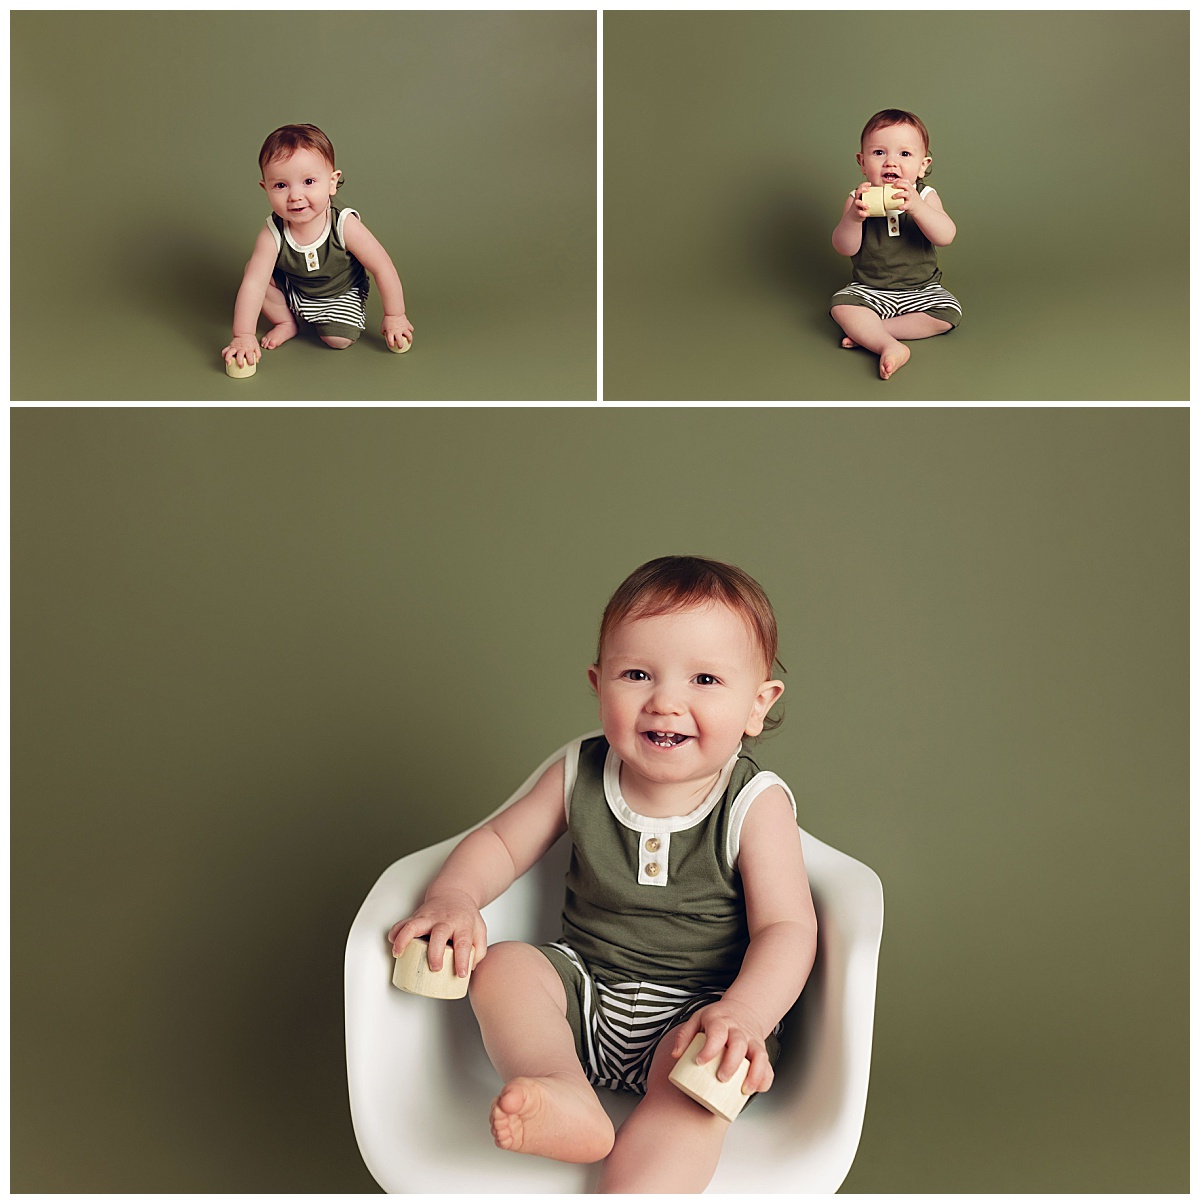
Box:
[587,664,600,695]
[745,679,785,737]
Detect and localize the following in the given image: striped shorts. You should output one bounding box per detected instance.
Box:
[539,941,781,1095]
[832,279,962,327]
[277,275,369,341]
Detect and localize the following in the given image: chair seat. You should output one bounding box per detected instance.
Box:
[346,820,882,1193]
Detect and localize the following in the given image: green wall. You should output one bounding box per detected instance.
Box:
[11,407,1188,1191]
[604,11,1189,400]
[10,11,596,401]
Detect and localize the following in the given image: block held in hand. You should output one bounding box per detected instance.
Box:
[392,935,475,999]
[668,1033,753,1122]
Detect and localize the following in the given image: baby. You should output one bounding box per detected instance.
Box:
[389,555,817,1192]
[830,108,960,380]
[222,124,413,370]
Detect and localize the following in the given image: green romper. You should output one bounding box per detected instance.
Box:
[831,183,962,327]
[537,732,793,1094]
[268,203,370,341]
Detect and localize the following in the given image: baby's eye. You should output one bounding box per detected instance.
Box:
[621,669,650,682]
[305,178,316,185]
[693,674,720,686]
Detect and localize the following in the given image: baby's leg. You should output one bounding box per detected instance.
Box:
[831,304,909,380]
[837,311,953,351]
[595,1024,731,1193]
[881,312,954,340]
[260,281,298,350]
[468,941,615,1164]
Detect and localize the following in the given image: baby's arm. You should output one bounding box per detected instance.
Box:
[900,184,956,247]
[388,759,568,979]
[223,225,279,366]
[670,786,817,1094]
[831,186,871,257]
[342,214,414,351]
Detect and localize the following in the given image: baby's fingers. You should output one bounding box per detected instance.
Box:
[451,927,482,979]
[713,1032,751,1084]
[742,1046,775,1095]
[670,1013,706,1059]
[388,916,432,957]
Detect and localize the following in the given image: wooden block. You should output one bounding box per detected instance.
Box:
[668,1033,753,1121]
[862,185,903,217]
[389,335,411,354]
[392,936,474,999]
[225,357,257,379]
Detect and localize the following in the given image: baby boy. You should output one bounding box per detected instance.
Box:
[830,109,960,380]
[223,124,413,370]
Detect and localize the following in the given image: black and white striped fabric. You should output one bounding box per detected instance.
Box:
[832,278,961,321]
[546,940,724,1094]
[281,278,369,331]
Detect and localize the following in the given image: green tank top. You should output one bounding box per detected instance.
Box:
[558,733,796,990]
[268,204,368,299]
[850,184,941,289]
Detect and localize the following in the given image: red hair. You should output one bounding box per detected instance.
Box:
[596,556,783,677]
[258,124,343,189]
[860,108,931,155]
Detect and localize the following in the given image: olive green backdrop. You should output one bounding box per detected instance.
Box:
[10,11,596,401]
[11,407,1188,1192]
[603,11,1189,401]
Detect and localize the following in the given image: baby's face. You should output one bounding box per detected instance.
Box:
[856,122,931,187]
[259,147,340,226]
[588,603,783,801]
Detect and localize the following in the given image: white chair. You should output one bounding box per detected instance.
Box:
[345,776,884,1193]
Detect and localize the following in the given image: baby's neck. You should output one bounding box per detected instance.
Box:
[618,768,721,819]
[284,206,332,245]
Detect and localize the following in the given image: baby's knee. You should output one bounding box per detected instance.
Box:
[321,335,355,350]
[468,940,528,998]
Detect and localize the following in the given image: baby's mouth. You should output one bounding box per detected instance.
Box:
[643,731,691,748]
[882,171,900,182]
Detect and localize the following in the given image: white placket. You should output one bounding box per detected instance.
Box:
[637,831,670,886]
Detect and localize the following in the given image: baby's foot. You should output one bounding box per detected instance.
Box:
[840,336,858,349]
[489,1075,614,1164]
[260,319,298,350]
[879,342,910,380]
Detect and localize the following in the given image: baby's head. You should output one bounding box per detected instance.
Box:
[857,108,933,184]
[258,123,344,190]
[592,555,785,741]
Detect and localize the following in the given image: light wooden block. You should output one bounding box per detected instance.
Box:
[225,357,257,379]
[392,936,474,999]
[862,185,904,217]
[668,1034,753,1122]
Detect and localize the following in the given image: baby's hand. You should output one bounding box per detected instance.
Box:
[388,889,485,979]
[223,335,261,369]
[670,998,775,1096]
[382,313,414,352]
[850,182,872,222]
[888,177,921,212]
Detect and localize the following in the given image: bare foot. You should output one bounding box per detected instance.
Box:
[841,336,857,349]
[261,319,298,350]
[489,1075,614,1164]
[879,342,910,380]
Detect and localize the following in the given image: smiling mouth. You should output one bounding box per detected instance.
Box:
[643,731,691,748]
